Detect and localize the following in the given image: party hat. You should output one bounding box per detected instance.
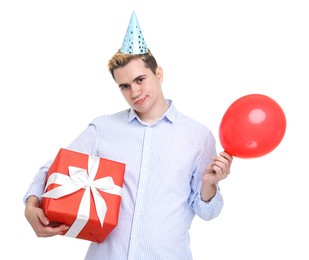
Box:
[120,11,148,54]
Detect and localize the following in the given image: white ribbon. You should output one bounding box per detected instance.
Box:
[42,155,123,238]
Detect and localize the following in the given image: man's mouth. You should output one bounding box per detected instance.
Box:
[134,96,146,105]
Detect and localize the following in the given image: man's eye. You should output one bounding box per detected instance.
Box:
[120,85,129,90]
[136,78,144,84]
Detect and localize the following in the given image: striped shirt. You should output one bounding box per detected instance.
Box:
[24,100,224,260]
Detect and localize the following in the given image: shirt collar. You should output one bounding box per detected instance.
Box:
[128,99,177,124]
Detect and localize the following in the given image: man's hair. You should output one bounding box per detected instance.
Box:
[108,49,158,79]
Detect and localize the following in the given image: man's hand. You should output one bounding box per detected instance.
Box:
[201,151,233,202]
[24,195,69,237]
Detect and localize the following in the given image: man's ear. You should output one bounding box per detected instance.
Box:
[156,66,164,83]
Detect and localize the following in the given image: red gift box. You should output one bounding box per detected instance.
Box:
[41,148,126,243]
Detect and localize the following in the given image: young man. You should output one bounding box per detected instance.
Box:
[24,11,233,259]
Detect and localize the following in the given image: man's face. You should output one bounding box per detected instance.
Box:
[113,58,165,120]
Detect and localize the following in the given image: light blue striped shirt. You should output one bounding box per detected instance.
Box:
[24,100,223,260]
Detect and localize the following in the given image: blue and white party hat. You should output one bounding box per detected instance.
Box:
[120,11,148,54]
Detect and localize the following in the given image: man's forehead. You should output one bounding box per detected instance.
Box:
[114,60,149,84]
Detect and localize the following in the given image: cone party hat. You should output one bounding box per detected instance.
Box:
[120,11,148,54]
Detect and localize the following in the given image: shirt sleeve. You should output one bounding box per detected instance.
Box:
[193,184,224,221]
[23,122,97,204]
[189,130,224,221]
[23,159,53,204]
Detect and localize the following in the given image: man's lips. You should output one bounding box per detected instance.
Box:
[134,96,146,105]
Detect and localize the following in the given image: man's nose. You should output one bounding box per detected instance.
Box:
[131,84,142,98]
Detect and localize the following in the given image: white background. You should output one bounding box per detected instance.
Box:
[1,0,308,259]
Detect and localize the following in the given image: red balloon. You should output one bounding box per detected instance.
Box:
[219,94,286,158]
